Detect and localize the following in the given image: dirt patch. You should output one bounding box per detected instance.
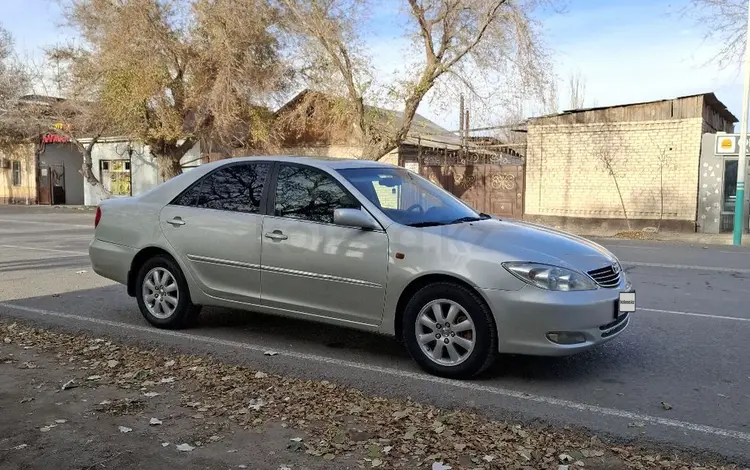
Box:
[613,231,655,240]
[0,320,745,470]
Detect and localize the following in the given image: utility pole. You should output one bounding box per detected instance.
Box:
[733,0,750,245]
[459,94,465,150]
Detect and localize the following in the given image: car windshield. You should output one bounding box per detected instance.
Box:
[337,167,486,227]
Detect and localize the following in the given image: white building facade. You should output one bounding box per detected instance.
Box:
[81,137,201,206]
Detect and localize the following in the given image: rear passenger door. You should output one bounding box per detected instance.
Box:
[159,162,270,304]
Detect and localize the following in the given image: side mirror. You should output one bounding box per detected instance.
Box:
[334,208,380,230]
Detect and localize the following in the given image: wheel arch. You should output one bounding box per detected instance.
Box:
[127,246,179,297]
[393,272,496,343]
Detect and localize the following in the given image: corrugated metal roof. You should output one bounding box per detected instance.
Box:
[530,92,738,124]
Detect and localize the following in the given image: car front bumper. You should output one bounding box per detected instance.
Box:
[481,280,633,356]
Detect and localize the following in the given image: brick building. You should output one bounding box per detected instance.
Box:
[523,93,737,232]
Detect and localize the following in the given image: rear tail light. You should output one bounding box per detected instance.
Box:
[94,206,102,228]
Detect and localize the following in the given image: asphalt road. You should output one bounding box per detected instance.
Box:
[1,205,749,464]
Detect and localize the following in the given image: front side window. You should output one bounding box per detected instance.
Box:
[337,167,482,227]
[274,164,359,224]
[173,163,269,213]
[11,161,21,186]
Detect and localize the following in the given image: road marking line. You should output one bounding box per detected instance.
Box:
[1,303,749,444]
[623,261,750,273]
[0,218,91,229]
[604,245,662,251]
[640,308,750,323]
[0,245,89,256]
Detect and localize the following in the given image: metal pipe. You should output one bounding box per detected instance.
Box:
[733,0,750,245]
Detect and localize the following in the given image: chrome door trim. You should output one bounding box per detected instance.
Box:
[187,254,261,271]
[262,264,383,288]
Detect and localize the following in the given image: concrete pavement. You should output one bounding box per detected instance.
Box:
[0,206,749,465]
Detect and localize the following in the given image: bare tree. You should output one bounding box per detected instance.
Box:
[0,25,30,147]
[594,134,632,231]
[684,0,747,69]
[649,137,677,231]
[281,0,553,160]
[54,0,288,180]
[568,71,586,109]
[14,52,115,200]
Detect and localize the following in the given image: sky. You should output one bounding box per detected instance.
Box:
[0,0,743,131]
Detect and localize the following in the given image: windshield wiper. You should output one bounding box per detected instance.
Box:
[447,214,492,225]
[408,214,491,227]
[406,221,448,227]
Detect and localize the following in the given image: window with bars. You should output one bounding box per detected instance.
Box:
[100,160,131,196]
[11,161,21,186]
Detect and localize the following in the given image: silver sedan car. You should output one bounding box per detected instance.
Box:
[89,156,634,379]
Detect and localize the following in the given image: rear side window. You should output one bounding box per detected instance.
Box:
[172,163,269,213]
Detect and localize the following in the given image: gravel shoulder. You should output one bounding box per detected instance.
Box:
[1,319,746,470]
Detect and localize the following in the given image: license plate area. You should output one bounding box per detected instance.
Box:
[618,292,636,318]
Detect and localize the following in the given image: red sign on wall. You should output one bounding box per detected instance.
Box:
[41,134,70,144]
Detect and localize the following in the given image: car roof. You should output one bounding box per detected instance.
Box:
[210,155,399,171]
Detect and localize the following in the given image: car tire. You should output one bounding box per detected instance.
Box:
[402,282,497,379]
[135,254,201,329]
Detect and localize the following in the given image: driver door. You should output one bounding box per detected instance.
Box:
[260,163,389,326]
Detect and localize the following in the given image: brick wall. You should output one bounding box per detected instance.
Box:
[524,117,704,230]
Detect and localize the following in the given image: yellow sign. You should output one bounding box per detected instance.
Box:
[715,135,738,154]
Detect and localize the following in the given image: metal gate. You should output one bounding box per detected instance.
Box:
[37,164,66,205]
[418,152,524,218]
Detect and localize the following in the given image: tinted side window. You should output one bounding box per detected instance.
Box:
[173,163,269,213]
[274,164,359,224]
[172,181,203,207]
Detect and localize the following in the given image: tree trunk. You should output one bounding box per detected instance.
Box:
[71,135,111,202]
[610,172,631,231]
[157,154,184,181]
[658,165,664,232]
[359,75,434,161]
[149,138,196,182]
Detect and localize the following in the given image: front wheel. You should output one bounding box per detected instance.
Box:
[135,255,201,329]
[402,282,497,379]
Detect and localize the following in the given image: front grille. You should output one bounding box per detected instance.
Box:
[587,265,621,288]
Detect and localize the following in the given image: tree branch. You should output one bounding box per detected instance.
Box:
[408,0,438,65]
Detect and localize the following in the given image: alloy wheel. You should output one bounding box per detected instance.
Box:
[414,299,476,366]
[142,267,179,319]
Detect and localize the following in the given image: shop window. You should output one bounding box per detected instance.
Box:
[100,160,131,196]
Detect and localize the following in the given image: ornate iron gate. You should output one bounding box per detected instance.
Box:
[416,152,524,218]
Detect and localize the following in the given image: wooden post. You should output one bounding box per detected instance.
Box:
[418,136,423,171]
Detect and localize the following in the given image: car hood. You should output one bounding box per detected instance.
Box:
[429,218,618,273]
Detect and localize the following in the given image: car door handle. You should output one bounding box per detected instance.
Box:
[167,217,186,227]
[264,230,288,241]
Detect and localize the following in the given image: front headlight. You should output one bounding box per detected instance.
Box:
[502,262,597,291]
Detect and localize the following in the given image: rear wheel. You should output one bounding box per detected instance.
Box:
[135,255,200,329]
[403,282,496,379]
